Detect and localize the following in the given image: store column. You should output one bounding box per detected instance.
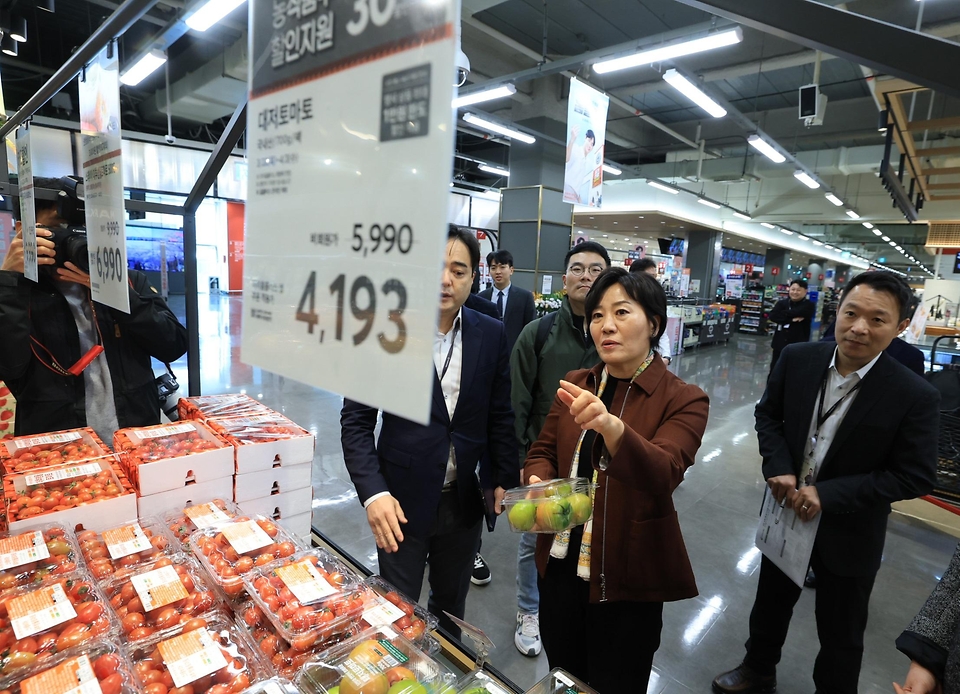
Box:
[685,231,722,299]
[764,249,788,286]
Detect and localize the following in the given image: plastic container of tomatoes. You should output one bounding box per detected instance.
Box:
[241,548,366,646]
[164,498,244,548]
[102,554,221,642]
[114,421,235,496]
[177,394,272,423]
[0,571,119,678]
[235,677,301,694]
[235,598,361,678]
[123,608,268,694]
[0,523,82,593]
[359,575,437,645]
[0,428,111,476]
[0,640,140,694]
[206,415,315,474]
[76,516,177,583]
[3,458,138,534]
[188,516,303,600]
[296,625,458,694]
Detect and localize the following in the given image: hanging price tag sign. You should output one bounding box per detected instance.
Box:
[78,44,129,313]
[16,124,38,283]
[243,0,458,425]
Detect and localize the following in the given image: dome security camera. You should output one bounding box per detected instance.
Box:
[164,134,176,144]
[455,47,470,87]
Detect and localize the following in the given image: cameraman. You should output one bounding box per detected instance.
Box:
[0,176,188,440]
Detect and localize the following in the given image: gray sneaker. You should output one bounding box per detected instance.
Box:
[514,612,542,657]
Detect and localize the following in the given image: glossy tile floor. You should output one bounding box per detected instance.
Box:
[168,293,958,693]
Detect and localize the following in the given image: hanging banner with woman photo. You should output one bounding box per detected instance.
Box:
[562,78,608,208]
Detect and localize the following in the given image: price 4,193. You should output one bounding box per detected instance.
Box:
[295,272,407,354]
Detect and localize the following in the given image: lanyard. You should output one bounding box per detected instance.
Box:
[813,373,863,442]
[438,320,460,382]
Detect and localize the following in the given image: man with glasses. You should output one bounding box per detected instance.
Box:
[507,240,610,657]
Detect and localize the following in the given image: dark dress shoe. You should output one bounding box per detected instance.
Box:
[713,663,777,694]
[804,567,817,589]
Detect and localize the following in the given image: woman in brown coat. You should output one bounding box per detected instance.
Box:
[524,267,709,692]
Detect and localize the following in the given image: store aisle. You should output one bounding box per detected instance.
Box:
[166,294,955,693]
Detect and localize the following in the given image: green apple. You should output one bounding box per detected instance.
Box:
[537,498,572,531]
[567,492,592,525]
[327,689,340,694]
[543,480,573,498]
[508,500,537,531]
[387,683,426,694]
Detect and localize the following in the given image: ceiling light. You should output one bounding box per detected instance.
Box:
[0,34,16,56]
[602,163,622,176]
[185,0,247,30]
[825,193,843,206]
[872,229,882,236]
[9,15,27,42]
[888,240,896,246]
[881,235,891,241]
[794,171,820,189]
[733,211,751,221]
[748,135,786,163]
[593,27,742,75]
[862,222,874,229]
[845,209,860,219]
[760,222,775,229]
[37,0,54,12]
[812,240,824,246]
[462,113,536,143]
[647,180,679,194]
[452,84,517,108]
[697,198,722,209]
[478,164,509,177]
[120,50,167,86]
[780,229,793,235]
[662,69,727,118]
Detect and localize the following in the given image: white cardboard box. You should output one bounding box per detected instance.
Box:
[210,415,315,474]
[277,511,312,540]
[116,422,235,495]
[234,464,312,503]
[137,477,235,518]
[240,486,313,521]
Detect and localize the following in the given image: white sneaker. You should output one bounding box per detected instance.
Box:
[514,612,542,657]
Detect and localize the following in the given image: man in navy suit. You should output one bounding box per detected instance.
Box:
[340,226,519,636]
[479,250,536,352]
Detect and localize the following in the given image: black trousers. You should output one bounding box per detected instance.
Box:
[376,488,482,638]
[769,348,783,377]
[538,556,663,693]
[744,552,876,694]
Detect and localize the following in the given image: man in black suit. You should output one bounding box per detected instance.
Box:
[713,271,939,694]
[480,250,536,352]
[768,279,816,374]
[340,227,519,636]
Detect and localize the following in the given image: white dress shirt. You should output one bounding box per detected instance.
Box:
[493,283,511,318]
[801,348,882,486]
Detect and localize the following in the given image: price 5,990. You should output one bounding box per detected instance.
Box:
[94,245,123,283]
[296,271,407,354]
[351,223,412,257]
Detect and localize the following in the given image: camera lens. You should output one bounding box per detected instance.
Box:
[60,231,89,272]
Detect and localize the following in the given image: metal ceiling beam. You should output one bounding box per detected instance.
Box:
[907,116,960,132]
[917,145,960,158]
[920,166,960,176]
[670,0,960,99]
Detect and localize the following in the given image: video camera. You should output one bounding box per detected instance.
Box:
[44,176,89,273]
[156,365,181,421]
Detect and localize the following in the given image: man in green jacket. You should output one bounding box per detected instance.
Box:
[508,240,609,657]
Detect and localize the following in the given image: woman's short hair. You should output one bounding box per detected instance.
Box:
[585,267,668,352]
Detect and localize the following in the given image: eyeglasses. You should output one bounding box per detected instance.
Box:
[567,264,605,278]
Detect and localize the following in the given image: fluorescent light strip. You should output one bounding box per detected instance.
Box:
[862,222,874,229]
[462,113,536,144]
[697,198,722,209]
[825,193,844,206]
[780,229,793,235]
[733,211,751,221]
[872,229,883,236]
[881,235,891,241]
[185,0,247,31]
[594,28,742,75]
[747,135,786,164]
[760,222,775,229]
[120,50,167,86]
[478,164,509,177]
[888,241,896,246]
[453,84,517,108]
[647,180,679,194]
[602,163,623,176]
[845,209,861,219]
[812,240,824,246]
[794,171,821,189]
[663,69,726,118]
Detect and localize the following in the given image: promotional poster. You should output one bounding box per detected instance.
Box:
[562,78,609,207]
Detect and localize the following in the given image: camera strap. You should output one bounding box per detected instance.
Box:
[28,289,105,378]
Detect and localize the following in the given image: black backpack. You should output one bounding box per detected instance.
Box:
[534,311,559,357]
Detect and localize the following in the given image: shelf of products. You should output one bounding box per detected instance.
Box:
[739,291,765,335]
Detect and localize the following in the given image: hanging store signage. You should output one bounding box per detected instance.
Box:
[243,0,458,425]
[79,44,129,313]
[15,124,37,283]
[562,77,608,208]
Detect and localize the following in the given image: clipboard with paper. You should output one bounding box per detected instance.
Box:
[755,487,821,588]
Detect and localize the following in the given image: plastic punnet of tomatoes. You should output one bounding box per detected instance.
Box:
[0,640,140,694]
[163,499,243,548]
[241,548,365,644]
[188,517,302,600]
[359,576,436,646]
[0,524,81,592]
[4,461,128,525]
[124,609,268,694]
[296,625,458,694]
[0,572,118,677]
[1,429,111,476]
[102,555,220,642]
[76,517,177,583]
[177,394,271,423]
[235,598,361,678]
[205,415,314,473]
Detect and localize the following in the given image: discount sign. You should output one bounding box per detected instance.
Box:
[79,44,129,313]
[243,0,458,425]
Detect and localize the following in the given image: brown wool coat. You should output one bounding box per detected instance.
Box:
[523,357,709,604]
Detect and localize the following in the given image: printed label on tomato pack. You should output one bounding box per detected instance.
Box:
[9,583,77,639]
[274,559,337,605]
[184,503,231,530]
[341,639,408,686]
[20,654,101,694]
[14,432,84,449]
[361,598,405,627]
[158,628,228,688]
[103,523,152,559]
[0,530,50,570]
[223,414,280,427]
[25,463,103,486]
[130,423,197,441]
[130,564,189,612]
[220,520,272,554]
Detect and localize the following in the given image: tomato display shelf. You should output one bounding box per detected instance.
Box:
[0,640,140,694]
[3,459,131,525]
[360,575,436,646]
[76,516,177,583]
[1,429,111,476]
[0,523,82,592]
[501,478,596,533]
[164,499,244,547]
[178,394,272,422]
[102,555,221,642]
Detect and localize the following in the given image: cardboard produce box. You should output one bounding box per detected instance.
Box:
[234,463,312,504]
[208,414,315,473]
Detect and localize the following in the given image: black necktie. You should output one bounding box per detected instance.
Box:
[496,291,504,320]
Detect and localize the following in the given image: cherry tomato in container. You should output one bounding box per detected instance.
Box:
[76,518,175,582]
[113,423,230,494]
[0,429,110,475]
[0,642,139,694]
[360,576,436,646]
[4,465,126,525]
[163,499,242,546]
[207,416,309,447]
[0,524,81,592]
